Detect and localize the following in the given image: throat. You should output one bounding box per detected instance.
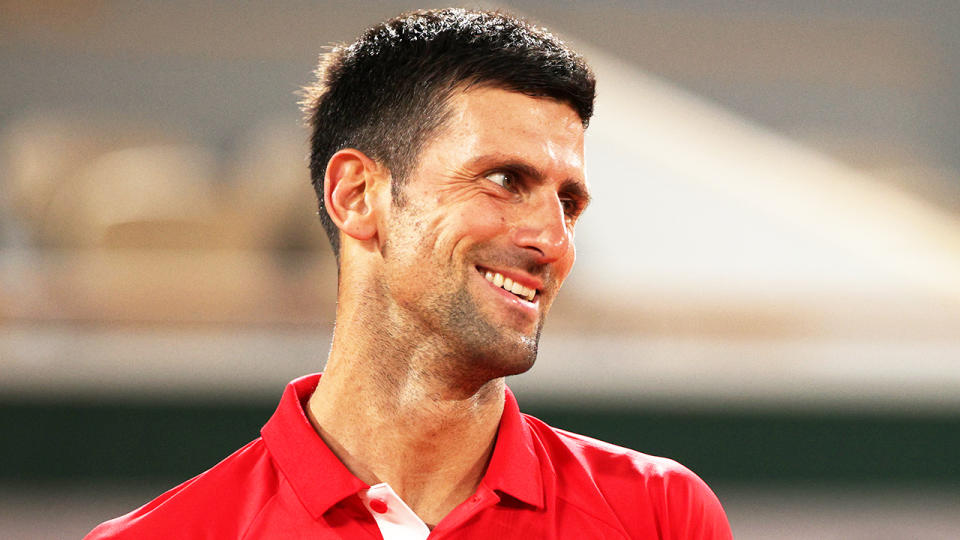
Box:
[308,368,505,495]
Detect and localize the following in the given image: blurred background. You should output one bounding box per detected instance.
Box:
[2,1,960,538]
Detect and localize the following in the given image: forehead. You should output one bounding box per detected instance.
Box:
[425,87,586,182]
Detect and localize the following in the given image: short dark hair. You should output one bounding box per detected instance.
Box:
[301,8,596,258]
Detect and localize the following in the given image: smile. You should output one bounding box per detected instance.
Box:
[477,267,537,302]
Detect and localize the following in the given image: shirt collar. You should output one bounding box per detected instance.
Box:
[480,386,545,509]
[260,374,545,518]
[261,373,367,519]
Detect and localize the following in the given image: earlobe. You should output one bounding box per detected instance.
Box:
[324,149,384,242]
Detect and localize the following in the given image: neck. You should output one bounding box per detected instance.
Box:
[306,283,506,526]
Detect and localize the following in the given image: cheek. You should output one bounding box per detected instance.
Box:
[432,201,505,253]
[461,202,505,234]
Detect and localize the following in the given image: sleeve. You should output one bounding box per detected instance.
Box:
[83,439,276,539]
[83,476,202,540]
[660,465,733,540]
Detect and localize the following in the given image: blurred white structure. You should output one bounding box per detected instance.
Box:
[515,46,960,410]
[2,3,960,412]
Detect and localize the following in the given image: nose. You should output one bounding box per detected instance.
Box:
[511,192,572,263]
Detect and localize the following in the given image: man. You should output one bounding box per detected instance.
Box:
[88,8,731,539]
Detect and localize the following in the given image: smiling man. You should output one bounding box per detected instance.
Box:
[87,8,731,539]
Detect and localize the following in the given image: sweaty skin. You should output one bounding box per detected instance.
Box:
[307,87,589,527]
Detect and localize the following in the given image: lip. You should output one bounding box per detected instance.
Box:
[475,265,543,292]
[474,266,540,317]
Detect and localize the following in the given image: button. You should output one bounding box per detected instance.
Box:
[369,498,389,514]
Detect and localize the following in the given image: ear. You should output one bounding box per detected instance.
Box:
[323,149,387,242]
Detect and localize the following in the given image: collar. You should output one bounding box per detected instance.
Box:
[483,386,545,509]
[260,373,545,518]
[260,373,368,519]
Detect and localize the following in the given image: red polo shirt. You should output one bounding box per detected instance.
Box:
[86,374,732,539]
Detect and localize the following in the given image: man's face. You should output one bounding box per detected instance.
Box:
[377,86,589,378]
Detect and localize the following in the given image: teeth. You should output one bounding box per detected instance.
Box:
[482,270,537,302]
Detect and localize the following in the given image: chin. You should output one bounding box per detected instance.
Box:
[435,284,544,379]
[504,334,539,373]
[466,328,541,380]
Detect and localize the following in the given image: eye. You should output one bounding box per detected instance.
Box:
[560,197,578,216]
[484,171,516,191]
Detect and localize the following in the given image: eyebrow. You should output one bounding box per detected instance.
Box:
[466,153,592,205]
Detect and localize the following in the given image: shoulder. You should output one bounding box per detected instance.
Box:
[85,438,281,540]
[522,413,732,540]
